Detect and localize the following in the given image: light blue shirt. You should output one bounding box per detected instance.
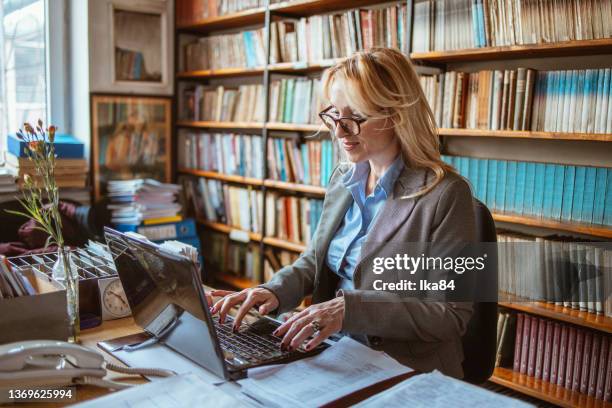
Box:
[326,156,405,290]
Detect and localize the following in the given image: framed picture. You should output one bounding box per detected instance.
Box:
[91,94,172,199]
[90,0,173,95]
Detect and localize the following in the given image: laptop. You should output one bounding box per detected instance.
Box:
[103,227,328,380]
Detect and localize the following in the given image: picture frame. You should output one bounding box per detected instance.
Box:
[91,94,172,200]
[89,0,173,95]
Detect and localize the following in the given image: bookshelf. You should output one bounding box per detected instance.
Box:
[174,1,611,406]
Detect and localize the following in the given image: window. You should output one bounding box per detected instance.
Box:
[0,0,47,151]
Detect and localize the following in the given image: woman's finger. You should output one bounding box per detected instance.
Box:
[232,293,261,330]
[217,292,245,324]
[274,309,308,337]
[280,315,313,350]
[210,289,235,297]
[289,321,318,351]
[304,325,334,351]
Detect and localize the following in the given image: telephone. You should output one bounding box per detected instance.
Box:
[0,340,175,390]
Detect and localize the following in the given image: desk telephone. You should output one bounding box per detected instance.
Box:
[0,340,175,390]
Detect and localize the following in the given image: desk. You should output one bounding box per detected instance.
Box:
[9,316,415,408]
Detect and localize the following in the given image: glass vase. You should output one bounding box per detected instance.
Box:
[54,247,80,343]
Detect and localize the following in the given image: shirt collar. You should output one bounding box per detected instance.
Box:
[342,155,405,197]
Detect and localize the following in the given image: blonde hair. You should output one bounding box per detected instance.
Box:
[321,47,454,198]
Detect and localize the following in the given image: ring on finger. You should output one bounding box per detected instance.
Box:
[311,320,323,333]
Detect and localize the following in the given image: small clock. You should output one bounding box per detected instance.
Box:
[98,277,131,320]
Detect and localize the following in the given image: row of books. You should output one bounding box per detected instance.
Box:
[497,312,611,400]
[267,138,337,187]
[115,47,159,82]
[497,232,611,316]
[187,178,264,234]
[203,232,263,283]
[420,68,610,133]
[182,4,408,71]
[268,78,325,125]
[412,0,610,52]
[442,155,611,226]
[531,69,611,134]
[263,248,298,283]
[178,132,264,179]
[176,0,282,26]
[107,179,182,227]
[182,84,265,123]
[265,193,323,245]
[269,5,408,63]
[183,29,267,71]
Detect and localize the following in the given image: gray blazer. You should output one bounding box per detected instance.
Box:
[262,163,477,378]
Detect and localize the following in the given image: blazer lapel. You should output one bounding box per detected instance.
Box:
[353,166,429,285]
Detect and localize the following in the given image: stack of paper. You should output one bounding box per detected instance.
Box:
[107,179,182,227]
[355,370,533,408]
[238,337,413,408]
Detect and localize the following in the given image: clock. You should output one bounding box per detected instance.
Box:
[98,277,131,320]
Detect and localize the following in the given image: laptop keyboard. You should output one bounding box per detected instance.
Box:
[213,317,291,366]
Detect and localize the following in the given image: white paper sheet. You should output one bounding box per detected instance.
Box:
[238,337,413,408]
[74,373,252,408]
[354,370,534,408]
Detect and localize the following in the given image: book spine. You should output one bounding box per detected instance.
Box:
[513,312,524,372]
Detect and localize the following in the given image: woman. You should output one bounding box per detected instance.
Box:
[211,48,477,378]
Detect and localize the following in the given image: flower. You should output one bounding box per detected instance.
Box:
[48,126,56,143]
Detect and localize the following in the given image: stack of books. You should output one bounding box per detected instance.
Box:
[442,155,611,226]
[0,167,17,202]
[107,179,182,230]
[6,133,87,189]
[496,312,612,401]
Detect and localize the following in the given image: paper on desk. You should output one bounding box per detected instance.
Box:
[238,336,413,408]
[354,370,533,408]
[73,373,252,408]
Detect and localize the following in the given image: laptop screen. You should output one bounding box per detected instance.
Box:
[103,227,227,378]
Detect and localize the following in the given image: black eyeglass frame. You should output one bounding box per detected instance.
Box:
[318,106,367,136]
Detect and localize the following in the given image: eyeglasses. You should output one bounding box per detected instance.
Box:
[318,106,367,136]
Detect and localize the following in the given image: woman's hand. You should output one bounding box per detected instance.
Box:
[274,297,344,352]
[210,287,280,331]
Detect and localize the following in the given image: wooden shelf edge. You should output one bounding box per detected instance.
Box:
[490,367,610,408]
[263,237,307,253]
[177,67,265,78]
[411,38,612,62]
[266,122,326,132]
[196,219,263,242]
[178,169,264,186]
[177,121,264,129]
[492,213,612,239]
[498,296,612,334]
[215,273,257,290]
[263,179,327,195]
[177,6,266,32]
[438,128,612,142]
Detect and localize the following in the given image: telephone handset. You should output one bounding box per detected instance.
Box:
[0,340,175,390]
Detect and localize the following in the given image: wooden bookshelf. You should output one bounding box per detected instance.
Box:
[410,38,612,63]
[492,213,612,239]
[179,169,263,186]
[215,273,256,290]
[177,66,265,78]
[264,179,327,195]
[263,236,307,253]
[196,219,263,242]
[177,120,264,130]
[499,294,612,334]
[177,6,267,32]
[266,122,324,132]
[438,128,612,142]
[490,367,611,408]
